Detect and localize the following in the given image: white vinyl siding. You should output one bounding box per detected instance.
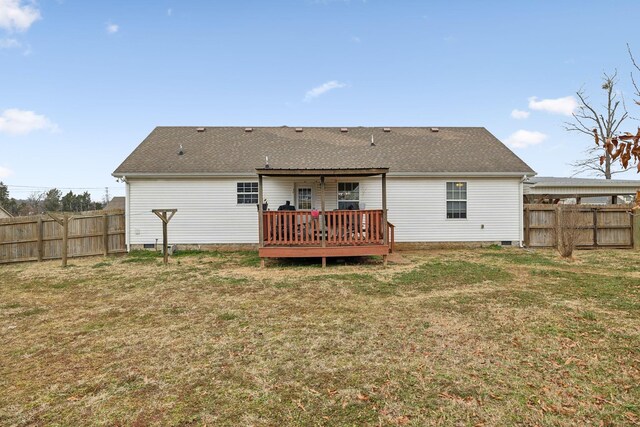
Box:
[385,177,521,242]
[126,176,522,245]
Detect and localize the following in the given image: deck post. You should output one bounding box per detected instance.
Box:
[320,175,326,268]
[258,174,264,249]
[382,173,388,266]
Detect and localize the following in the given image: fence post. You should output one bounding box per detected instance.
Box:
[554,205,560,249]
[37,217,43,262]
[103,213,109,256]
[61,214,68,267]
[634,211,640,251]
[523,206,530,247]
[592,208,599,248]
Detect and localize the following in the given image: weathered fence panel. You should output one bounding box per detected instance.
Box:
[0,210,125,264]
[524,204,634,249]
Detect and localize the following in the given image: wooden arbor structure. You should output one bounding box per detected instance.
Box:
[256,168,391,267]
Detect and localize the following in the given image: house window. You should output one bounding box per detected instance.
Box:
[297,187,312,210]
[446,182,467,219]
[237,182,258,204]
[338,182,360,210]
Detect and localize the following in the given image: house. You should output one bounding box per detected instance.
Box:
[104,196,125,211]
[113,126,535,264]
[524,176,640,204]
[0,205,12,219]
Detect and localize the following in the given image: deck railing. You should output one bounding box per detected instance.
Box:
[262,209,385,246]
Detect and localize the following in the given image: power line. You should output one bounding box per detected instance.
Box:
[4,184,123,190]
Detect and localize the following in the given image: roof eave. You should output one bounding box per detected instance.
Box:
[113,170,535,179]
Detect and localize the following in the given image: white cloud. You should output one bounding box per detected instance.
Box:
[304,80,347,102]
[510,109,530,119]
[106,23,119,34]
[0,37,20,48]
[0,165,13,178]
[505,130,548,149]
[0,0,41,32]
[0,108,57,135]
[528,96,578,116]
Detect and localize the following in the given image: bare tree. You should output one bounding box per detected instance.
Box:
[592,47,640,188]
[629,44,640,111]
[566,71,628,179]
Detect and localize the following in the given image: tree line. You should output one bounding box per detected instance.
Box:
[0,182,103,216]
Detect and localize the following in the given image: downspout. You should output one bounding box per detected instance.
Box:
[519,175,528,247]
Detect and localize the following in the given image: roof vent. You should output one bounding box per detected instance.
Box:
[245,127,253,132]
[295,127,303,132]
[430,127,439,132]
[383,127,391,132]
[178,144,184,156]
[340,128,348,133]
[196,127,205,132]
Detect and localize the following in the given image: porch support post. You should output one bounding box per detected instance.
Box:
[320,175,326,268]
[258,174,264,267]
[382,173,388,267]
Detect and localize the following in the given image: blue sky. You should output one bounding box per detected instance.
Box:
[1,0,640,200]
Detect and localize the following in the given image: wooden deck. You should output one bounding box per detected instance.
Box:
[259,209,390,259]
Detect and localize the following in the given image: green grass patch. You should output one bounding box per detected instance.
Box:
[172,249,210,258]
[126,250,162,258]
[480,249,558,266]
[217,312,238,321]
[393,260,511,289]
[14,307,46,317]
[92,261,112,268]
[309,273,396,295]
[532,270,640,314]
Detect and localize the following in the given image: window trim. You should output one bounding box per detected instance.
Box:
[445,181,468,220]
[337,181,360,210]
[236,181,259,205]
[295,185,313,210]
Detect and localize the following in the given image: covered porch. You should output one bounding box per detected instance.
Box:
[256,168,392,267]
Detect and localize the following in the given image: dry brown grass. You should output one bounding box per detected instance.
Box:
[1,248,639,426]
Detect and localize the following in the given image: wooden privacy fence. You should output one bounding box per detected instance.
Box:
[0,210,126,264]
[524,204,637,249]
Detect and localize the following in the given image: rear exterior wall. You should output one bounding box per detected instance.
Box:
[125,176,523,246]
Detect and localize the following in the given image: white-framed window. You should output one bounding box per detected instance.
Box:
[297,186,312,210]
[237,182,258,204]
[446,182,467,219]
[338,182,360,210]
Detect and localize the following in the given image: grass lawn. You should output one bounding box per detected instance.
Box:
[1,248,639,426]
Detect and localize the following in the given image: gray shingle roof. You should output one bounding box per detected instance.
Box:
[113,126,535,176]
[526,177,640,187]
